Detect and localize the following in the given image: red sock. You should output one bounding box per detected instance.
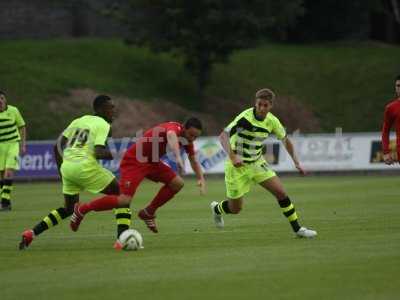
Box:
[145,185,177,215]
[79,195,119,214]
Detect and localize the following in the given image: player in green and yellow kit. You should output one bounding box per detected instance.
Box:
[19,95,123,249]
[210,88,317,238]
[0,91,26,211]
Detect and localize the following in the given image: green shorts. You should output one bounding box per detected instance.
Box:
[0,142,20,171]
[225,157,276,199]
[60,160,115,195]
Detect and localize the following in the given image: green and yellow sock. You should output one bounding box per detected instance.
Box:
[33,207,70,236]
[278,197,301,232]
[214,200,232,215]
[114,207,132,237]
[1,179,13,207]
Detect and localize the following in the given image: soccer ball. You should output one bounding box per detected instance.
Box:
[118,229,144,251]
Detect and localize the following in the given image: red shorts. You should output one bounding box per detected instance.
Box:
[119,156,177,197]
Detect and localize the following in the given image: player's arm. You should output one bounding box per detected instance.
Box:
[53,135,68,174]
[166,130,185,174]
[219,127,244,168]
[94,123,114,160]
[381,106,394,164]
[282,136,306,175]
[188,154,206,195]
[18,125,26,155]
[95,145,113,160]
[14,107,26,154]
[219,130,234,157]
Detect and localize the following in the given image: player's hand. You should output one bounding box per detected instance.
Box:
[176,157,185,175]
[197,178,206,196]
[230,154,244,168]
[295,163,307,175]
[383,153,394,165]
[20,143,26,155]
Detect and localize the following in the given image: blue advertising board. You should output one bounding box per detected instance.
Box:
[17,141,179,180]
[18,142,59,179]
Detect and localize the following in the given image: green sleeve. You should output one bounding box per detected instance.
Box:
[225,118,237,132]
[13,107,25,127]
[272,117,286,140]
[62,120,76,139]
[94,121,111,146]
[225,112,245,134]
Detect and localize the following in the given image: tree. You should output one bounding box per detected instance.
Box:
[378,0,400,42]
[287,0,400,43]
[114,0,304,99]
[70,0,89,37]
[288,0,377,41]
[383,0,400,23]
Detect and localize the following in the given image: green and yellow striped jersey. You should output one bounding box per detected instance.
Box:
[0,105,25,143]
[226,107,286,163]
[62,115,111,164]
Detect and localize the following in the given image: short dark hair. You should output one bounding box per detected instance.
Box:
[93,95,111,111]
[0,90,5,96]
[184,117,202,131]
[396,75,400,81]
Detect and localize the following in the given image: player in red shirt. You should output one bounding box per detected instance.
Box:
[70,118,206,239]
[381,75,400,164]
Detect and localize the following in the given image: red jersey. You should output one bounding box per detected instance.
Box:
[381,98,400,159]
[126,122,195,163]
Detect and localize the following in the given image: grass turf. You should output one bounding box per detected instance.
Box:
[0,176,399,300]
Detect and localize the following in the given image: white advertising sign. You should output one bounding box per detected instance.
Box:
[185,133,399,174]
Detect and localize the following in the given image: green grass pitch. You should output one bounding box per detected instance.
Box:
[0,176,399,300]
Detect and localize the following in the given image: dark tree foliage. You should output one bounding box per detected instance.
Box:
[120,0,304,98]
[287,0,400,43]
[371,0,400,42]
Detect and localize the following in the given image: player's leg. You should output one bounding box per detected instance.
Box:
[138,162,182,233]
[71,161,145,235]
[113,204,131,236]
[69,166,120,231]
[71,178,133,235]
[1,168,15,210]
[19,194,79,250]
[0,171,4,210]
[70,185,133,251]
[76,178,120,214]
[0,144,7,210]
[71,161,144,249]
[141,175,184,216]
[210,197,243,228]
[0,171,3,194]
[0,142,19,211]
[259,175,317,238]
[32,194,78,236]
[258,175,300,231]
[112,161,148,239]
[210,160,251,228]
[19,160,82,249]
